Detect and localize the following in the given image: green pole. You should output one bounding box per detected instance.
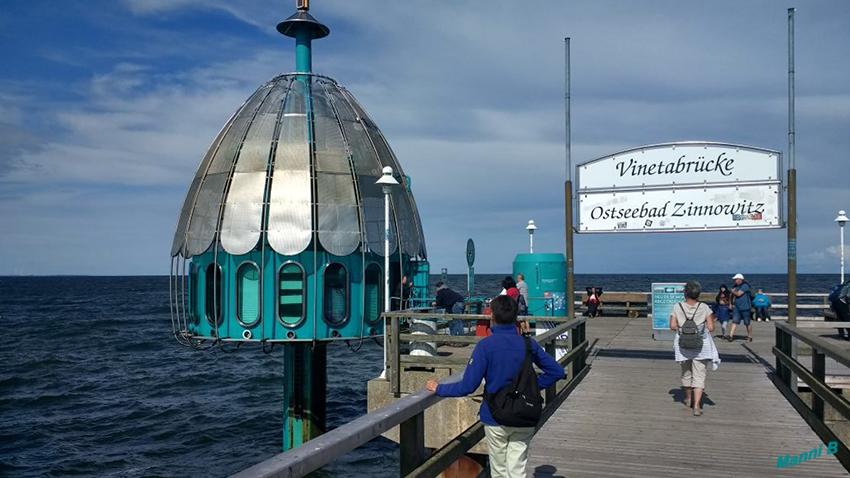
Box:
[283,343,327,450]
[295,30,312,73]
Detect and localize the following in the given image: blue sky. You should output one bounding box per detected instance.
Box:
[1,0,849,275]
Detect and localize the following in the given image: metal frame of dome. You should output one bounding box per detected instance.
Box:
[170,72,427,261]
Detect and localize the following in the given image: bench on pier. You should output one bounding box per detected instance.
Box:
[579,292,648,318]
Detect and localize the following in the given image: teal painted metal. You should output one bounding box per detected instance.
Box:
[408,259,430,308]
[513,253,567,316]
[295,31,312,73]
[186,247,411,341]
[283,343,327,450]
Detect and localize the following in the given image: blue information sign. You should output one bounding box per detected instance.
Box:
[651,283,686,330]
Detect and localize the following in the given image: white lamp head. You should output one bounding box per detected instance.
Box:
[375,166,399,186]
[836,210,849,226]
[526,220,537,234]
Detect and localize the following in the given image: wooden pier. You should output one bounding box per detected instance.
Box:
[232,312,850,478]
[527,316,848,477]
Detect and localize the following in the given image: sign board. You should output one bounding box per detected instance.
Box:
[651,283,685,330]
[466,238,475,267]
[576,142,783,234]
[579,183,781,233]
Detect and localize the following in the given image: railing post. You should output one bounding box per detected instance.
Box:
[813,349,826,420]
[785,331,795,389]
[775,327,786,385]
[392,315,401,397]
[399,411,426,477]
[545,340,557,404]
[571,321,584,377]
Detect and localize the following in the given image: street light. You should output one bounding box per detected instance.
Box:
[836,210,849,283]
[376,166,398,379]
[526,220,537,254]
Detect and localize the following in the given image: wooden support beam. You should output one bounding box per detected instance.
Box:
[399,412,426,477]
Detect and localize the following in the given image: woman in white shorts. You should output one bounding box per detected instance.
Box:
[670,280,721,416]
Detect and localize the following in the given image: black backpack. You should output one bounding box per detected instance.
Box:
[484,336,543,427]
[517,293,529,316]
[840,281,850,305]
[678,303,704,351]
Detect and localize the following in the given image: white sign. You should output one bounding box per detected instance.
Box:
[578,143,781,191]
[579,183,781,233]
[576,142,783,234]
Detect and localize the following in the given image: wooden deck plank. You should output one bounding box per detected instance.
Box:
[527,317,848,477]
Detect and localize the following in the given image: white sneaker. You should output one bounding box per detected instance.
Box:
[757,318,762,322]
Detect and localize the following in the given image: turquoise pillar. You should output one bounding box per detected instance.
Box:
[283,343,327,450]
[276,1,331,453]
[296,32,312,73]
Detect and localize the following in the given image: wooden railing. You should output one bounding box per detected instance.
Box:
[231,314,588,478]
[773,321,850,470]
[387,313,587,477]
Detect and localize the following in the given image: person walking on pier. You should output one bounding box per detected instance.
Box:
[753,289,771,322]
[715,284,730,307]
[393,276,413,310]
[585,286,602,318]
[670,280,720,416]
[828,280,850,340]
[516,273,530,309]
[427,295,565,478]
[727,273,753,342]
[502,276,530,335]
[433,282,466,336]
[714,294,732,338]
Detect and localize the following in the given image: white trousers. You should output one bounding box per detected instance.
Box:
[484,424,536,478]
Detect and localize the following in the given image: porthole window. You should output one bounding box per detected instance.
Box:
[205,263,223,325]
[278,262,305,326]
[237,262,260,327]
[324,263,348,325]
[364,264,382,323]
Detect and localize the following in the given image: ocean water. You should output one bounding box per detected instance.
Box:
[0,274,838,477]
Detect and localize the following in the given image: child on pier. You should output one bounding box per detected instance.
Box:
[714,295,732,337]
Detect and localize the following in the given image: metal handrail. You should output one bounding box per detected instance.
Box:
[772,321,850,471]
[229,387,449,478]
[231,316,588,478]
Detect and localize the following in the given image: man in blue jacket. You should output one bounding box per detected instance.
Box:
[427,295,565,478]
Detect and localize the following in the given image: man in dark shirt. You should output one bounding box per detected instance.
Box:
[427,296,565,477]
[393,276,412,311]
[433,282,465,336]
[728,273,753,342]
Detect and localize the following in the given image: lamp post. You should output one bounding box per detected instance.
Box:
[376,166,398,379]
[526,220,537,254]
[837,210,849,283]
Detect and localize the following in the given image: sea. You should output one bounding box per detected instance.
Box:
[0,274,839,477]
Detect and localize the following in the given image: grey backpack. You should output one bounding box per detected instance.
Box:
[678,303,704,350]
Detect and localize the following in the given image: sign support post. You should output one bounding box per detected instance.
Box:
[787,6,798,393]
[565,37,576,322]
[466,239,475,303]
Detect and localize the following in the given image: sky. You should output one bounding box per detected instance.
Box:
[0,0,849,276]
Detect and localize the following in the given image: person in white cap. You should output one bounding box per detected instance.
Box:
[727,273,753,342]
